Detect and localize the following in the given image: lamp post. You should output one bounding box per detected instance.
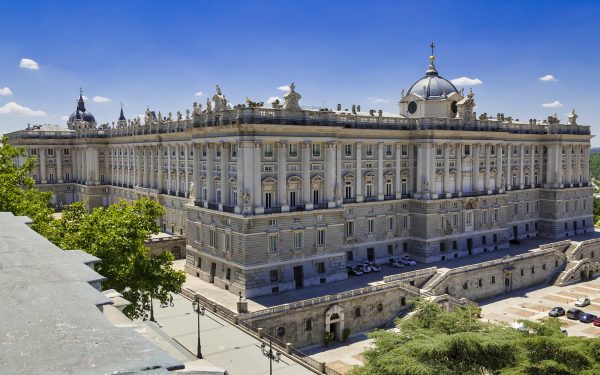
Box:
[192,297,206,359]
[260,339,281,375]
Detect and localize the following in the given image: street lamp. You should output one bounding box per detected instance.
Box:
[260,339,281,375]
[192,297,206,359]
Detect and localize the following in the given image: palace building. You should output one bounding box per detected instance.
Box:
[6,51,594,297]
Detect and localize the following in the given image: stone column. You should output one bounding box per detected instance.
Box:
[149,146,155,189]
[221,143,230,208]
[575,145,582,185]
[336,142,342,204]
[56,147,63,183]
[456,143,463,196]
[377,142,384,200]
[40,148,47,183]
[191,144,199,202]
[443,143,450,195]
[566,144,572,187]
[143,147,149,188]
[416,143,431,197]
[236,141,246,214]
[408,143,415,194]
[176,144,181,196]
[395,143,402,198]
[104,147,110,184]
[184,144,190,197]
[167,144,172,194]
[356,142,363,202]
[472,144,479,192]
[583,146,590,183]
[253,142,263,212]
[301,141,312,208]
[485,144,491,193]
[327,142,338,206]
[158,145,164,192]
[496,144,503,192]
[278,141,288,211]
[519,144,525,189]
[94,147,100,185]
[507,144,512,190]
[530,144,536,188]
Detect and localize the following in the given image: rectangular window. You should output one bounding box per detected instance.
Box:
[345,181,352,199]
[316,228,325,246]
[226,268,231,280]
[366,144,373,156]
[466,212,472,225]
[436,145,443,156]
[269,219,277,226]
[482,211,488,224]
[270,270,279,283]
[386,216,394,231]
[494,209,499,222]
[344,144,352,157]
[231,144,238,158]
[385,144,392,156]
[209,228,215,247]
[305,319,312,331]
[401,144,408,156]
[346,221,355,237]
[312,144,321,157]
[514,203,518,215]
[224,233,231,252]
[403,215,409,229]
[31,149,37,155]
[316,262,325,274]
[368,218,374,234]
[464,145,470,155]
[63,148,70,155]
[264,144,273,158]
[268,235,278,252]
[289,144,298,157]
[346,251,354,261]
[294,231,303,250]
[385,179,393,196]
[264,192,272,209]
[47,149,54,156]
[388,244,393,255]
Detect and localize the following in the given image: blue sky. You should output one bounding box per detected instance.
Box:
[1,0,600,144]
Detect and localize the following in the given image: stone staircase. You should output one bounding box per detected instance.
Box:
[420,268,450,291]
[552,259,584,286]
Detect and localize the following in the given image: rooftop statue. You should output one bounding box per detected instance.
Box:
[568,108,578,125]
[144,107,153,125]
[212,84,231,111]
[205,98,213,113]
[284,82,302,111]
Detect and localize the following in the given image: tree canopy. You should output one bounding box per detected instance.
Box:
[0,135,53,232]
[351,298,600,375]
[41,198,186,320]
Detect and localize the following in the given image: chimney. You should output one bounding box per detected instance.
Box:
[337,103,341,111]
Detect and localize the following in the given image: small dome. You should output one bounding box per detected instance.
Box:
[68,110,96,123]
[406,52,458,99]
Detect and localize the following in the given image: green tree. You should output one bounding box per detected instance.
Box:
[0,135,53,232]
[351,298,600,375]
[43,198,186,320]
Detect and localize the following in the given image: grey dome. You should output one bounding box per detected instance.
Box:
[407,74,458,99]
[68,110,96,123]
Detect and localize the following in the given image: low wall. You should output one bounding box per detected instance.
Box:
[146,235,186,259]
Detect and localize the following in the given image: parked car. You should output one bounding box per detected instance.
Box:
[389,258,405,268]
[567,308,583,320]
[365,261,381,272]
[575,297,591,307]
[360,264,372,273]
[548,307,565,317]
[593,317,600,327]
[347,266,363,276]
[399,255,417,266]
[580,313,596,323]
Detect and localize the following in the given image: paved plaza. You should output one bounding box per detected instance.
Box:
[141,293,314,375]
[479,277,600,338]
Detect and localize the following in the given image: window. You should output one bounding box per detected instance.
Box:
[31,149,37,155]
[269,219,277,226]
[316,262,325,274]
[346,221,355,237]
[226,268,231,280]
[491,276,496,284]
[216,145,221,158]
[224,233,231,252]
[289,191,297,206]
[366,144,373,156]
[312,144,321,157]
[385,144,392,156]
[47,149,54,156]
[231,144,238,158]
[385,179,393,196]
[346,251,354,262]
[312,189,320,205]
[344,144,352,157]
[494,209,499,222]
[436,145,443,156]
[63,148,70,155]
[368,218,374,234]
[402,215,410,229]
[317,228,325,246]
[345,181,352,199]
[482,211,488,224]
[482,235,487,245]
[386,216,394,231]
[520,268,524,276]
[294,231,303,250]
[401,144,408,156]
[354,307,361,318]
[289,144,298,157]
[464,145,470,155]
[388,244,393,255]
[232,187,238,206]
[463,282,468,290]
[264,144,273,158]
[526,202,530,214]
[478,279,483,287]
[209,228,216,247]
[365,180,373,197]
[305,319,312,331]
[268,234,278,252]
[401,179,407,195]
[466,212,472,225]
[270,270,279,283]
[264,192,272,209]
[453,214,459,227]
[514,203,518,215]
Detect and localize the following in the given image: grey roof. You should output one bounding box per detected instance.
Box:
[0,212,183,375]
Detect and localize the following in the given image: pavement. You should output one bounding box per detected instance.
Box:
[479,276,600,338]
[138,293,314,375]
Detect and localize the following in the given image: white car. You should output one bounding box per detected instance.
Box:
[575,297,591,307]
[365,261,381,272]
[399,255,417,266]
[389,258,405,268]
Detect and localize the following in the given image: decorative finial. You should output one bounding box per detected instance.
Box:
[430,42,435,62]
[425,42,438,76]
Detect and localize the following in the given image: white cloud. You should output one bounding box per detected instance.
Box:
[450,77,483,86]
[0,102,46,116]
[542,100,562,108]
[367,96,390,104]
[277,85,290,92]
[19,58,39,70]
[60,115,69,121]
[92,95,110,103]
[267,96,282,104]
[0,87,12,96]
[195,91,204,97]
[539,74,557,82]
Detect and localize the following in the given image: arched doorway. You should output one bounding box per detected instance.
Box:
[325,305,345,341]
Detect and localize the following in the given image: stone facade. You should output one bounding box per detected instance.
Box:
[6,54,594,298]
